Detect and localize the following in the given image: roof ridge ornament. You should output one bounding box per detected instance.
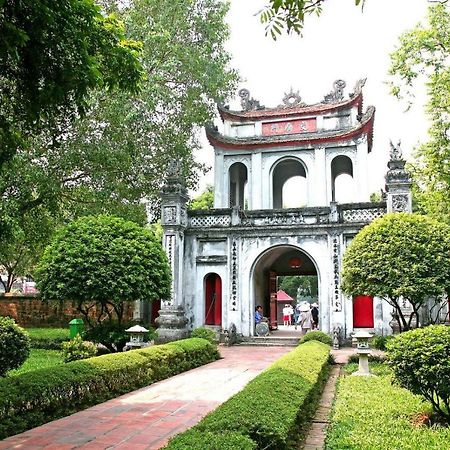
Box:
[280,87,305,108]
[389,139,403,161]
[350,78,367,97]
[323,79,346,103]
[238,88,264,112]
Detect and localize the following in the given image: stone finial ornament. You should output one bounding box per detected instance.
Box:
[350,78,367,97]
[238,88,264,111]
[323,79,346,103]
[389,139,403,160]
[281,88,305,108]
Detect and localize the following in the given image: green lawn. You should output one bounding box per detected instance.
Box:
[9,349,64,376]
[24,327,70,349]
[326,364,450,450]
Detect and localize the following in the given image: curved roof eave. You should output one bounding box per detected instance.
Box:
[218,92,363,123]
[206,106,375,152]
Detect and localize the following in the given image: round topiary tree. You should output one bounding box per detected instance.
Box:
[341,213,450,331]
[386,325,450,422]
[0,317,31,376]
[35,215,171,351]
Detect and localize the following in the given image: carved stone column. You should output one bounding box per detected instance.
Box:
[385,140,412,213]
[155,163,189,343]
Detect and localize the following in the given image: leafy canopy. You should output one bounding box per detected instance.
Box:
[189,185,214,210]
[341,213,450,329]
[389,3,450,224]
[35,215,171,306]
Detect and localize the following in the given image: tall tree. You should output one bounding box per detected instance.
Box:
[389,2,450,224]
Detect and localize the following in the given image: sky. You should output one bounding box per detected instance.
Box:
[194,0,432,199]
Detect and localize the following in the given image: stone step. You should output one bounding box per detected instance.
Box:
[240,336,300,347]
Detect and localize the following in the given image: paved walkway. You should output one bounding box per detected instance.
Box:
[0,346,290,450]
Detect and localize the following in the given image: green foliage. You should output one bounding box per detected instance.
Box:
[191,327,217,344]
[299,331,332,346]
[35,215,171,332]
[347,353,387,365]
[371,334,394,351]
[25,328,70,350]
[189,185,214,210]
[326,366,450,449]
[8,349,63,376]
[259,0,364,39]
[0,338,219,439]
[167,341,330,450]
[165,430,256,450]
[278,275,318,299]
[0,317,31,377]
[61,335,97,363]
[389,3,450,224]
[386,325,450,422]
[342,213,450,331]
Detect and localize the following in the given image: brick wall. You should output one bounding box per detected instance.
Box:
[0,294,135,327]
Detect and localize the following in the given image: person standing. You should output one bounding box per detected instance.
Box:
[311,303,319,330]
[298,303,312,335]
[282,304,290,326]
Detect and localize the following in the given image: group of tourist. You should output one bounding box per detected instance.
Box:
[255,302,319,335]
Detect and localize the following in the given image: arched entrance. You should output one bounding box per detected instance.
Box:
[204,273,222,326]
[251,245,319,333]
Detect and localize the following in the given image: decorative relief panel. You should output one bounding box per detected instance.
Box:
[332,233,342,312]
[163,206,177,224]
[164,234,175,305]
[342,207,386,223]
[391,194,409,212]
[230,239,238,311]
[189,215,231,228]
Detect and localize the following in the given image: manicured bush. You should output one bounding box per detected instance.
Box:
[0,317,31,377]
[166,341,330,450]
[191,327,217,344]
[61,335,97,362]
[299,330,332,346]
[347,353,387,364]
[0,337,218,439]
[371,334,394,351]
[25,328,70,350]
[326,366,450,449]
[165,430,256,450]
[386,325,450,422]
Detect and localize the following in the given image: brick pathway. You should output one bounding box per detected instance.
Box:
[0,346,290,450]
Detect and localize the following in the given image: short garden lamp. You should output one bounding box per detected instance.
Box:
[125,325,149,350]
[352,330,373,376]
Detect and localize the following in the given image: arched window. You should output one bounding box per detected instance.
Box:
[273,159,307,209]
[205,273,222,326]
[331,155,354,202]
[229,163,248,208]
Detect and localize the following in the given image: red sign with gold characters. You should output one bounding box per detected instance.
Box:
[262,118,317,136]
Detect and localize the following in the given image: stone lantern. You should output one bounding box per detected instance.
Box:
[125,325,149,350]
[352,330,373,376]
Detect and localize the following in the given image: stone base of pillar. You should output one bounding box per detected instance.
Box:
[155,305,189,344]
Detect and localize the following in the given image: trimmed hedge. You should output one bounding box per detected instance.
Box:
[165,430,256,450]
[326,366,450,449]
[25,328,70,350]
[0,338,219,439]
[165,340,330,450]
[299,330,333,346]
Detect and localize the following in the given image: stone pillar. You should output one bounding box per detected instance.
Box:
[251,152,262,210]
[214,151,225,208]
[385,140,412,213]
[156,163,189,343]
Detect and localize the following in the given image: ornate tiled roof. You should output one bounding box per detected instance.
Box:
[218,79,366,122]
[207,106,375,151]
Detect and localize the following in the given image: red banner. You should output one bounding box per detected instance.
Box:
[262,118,316,136]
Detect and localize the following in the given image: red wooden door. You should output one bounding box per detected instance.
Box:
[353,295,374,328]
[205,274,222,326]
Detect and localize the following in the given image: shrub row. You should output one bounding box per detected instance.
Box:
[0,338,219,439]
[326,366,450,449]
[165,340,330,450]
[25,328,70,350]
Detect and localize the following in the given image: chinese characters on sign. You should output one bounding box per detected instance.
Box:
[262,118,317,136]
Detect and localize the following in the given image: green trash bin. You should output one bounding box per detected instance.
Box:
[69,318,84,339]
